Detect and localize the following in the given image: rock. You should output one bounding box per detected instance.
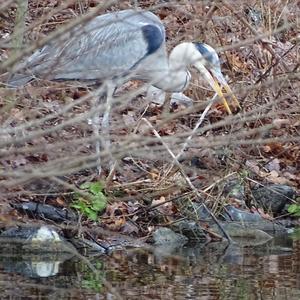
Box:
[193,204,213,221]
[223,205,287,233]
[11,202,78,223]
[212,223,273,246]
[175,202,212,222]
[0,226,76,253]
[152,227,188,246]
[252,184,296,215]
[171,220,207,241]
[224,205,263,222]
[70,237,107,254]
[223,223,273,239]
[248,221,286,233]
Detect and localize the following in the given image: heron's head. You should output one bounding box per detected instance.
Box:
[192,42,240,114]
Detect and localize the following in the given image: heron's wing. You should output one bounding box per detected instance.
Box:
[20,10,166,81]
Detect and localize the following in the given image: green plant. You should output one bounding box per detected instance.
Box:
[287,203,300,217]
[72,182,107,221]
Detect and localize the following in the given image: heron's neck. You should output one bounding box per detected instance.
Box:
[169,42,196,70]
[154,43,197,92]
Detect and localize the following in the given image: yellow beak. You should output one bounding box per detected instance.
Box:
[194,61,240,114]
[210,78,233,114]
[211,69,241,114]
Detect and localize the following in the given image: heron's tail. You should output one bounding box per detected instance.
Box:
[7,73,34,87]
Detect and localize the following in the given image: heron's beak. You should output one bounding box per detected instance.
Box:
[211,69,241,112]
[194,62,240,114]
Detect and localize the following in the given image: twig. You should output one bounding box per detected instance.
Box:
[220,0,291,73]
[176,94,216,160]
[142,118,232,242]
[203,172,238,193]
[1,0,119,71]
[0,0,15,12]
[11,0,28,57]
[160,93,217,183]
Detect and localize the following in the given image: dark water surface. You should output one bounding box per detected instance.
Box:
[0,235,300,300]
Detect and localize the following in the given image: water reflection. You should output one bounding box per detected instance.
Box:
[0,253,74,278]
[0,236,299,299]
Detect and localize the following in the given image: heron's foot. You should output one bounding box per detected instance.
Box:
[171,92,193,107]
[106,160,117,186]
[146,86,193,108]
[146,85,165,105]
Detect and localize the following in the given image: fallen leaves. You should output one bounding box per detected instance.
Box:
[1,0,299,241]
[246,159,298,186]
[227,52,252,75]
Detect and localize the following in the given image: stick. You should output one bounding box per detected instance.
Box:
[142,118,232,242]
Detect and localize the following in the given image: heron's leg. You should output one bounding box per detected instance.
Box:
[101,81,115,171]
[146,85,170,117]
[146,85,166,105]
[93,120,101,175]
[91,89,106,175]
[101,88,112,135]
[162,92,172,116]
[146,86,193,108]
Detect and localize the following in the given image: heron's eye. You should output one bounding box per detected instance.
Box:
[193,42,219,68]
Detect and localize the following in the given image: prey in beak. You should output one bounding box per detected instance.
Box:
[193,42,241,114]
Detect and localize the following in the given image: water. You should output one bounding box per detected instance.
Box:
[0,235,300,299]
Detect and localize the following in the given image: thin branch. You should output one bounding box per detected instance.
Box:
[142,118,233,242]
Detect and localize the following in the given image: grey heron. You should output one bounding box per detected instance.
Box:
[8,9,240,113]
[8,9,240,173]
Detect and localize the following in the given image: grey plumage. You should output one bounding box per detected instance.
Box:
[7,8,241,176]
[8,9,240,115]
[8,9,167,86]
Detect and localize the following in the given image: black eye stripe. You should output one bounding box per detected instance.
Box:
[193,42,219,68]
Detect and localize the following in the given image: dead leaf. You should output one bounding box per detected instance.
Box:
[151,196,166,207]
[106,218,126,231]
[149,169,160,181]
[261,143,285,155]
[266,158,281,172]
[246,160,261,175]
[273,118,290,129]
[121,221,139,235]
[11,108,25,121]
[227,52,251,74]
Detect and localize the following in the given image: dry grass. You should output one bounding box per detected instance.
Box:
[0,0,299,227]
